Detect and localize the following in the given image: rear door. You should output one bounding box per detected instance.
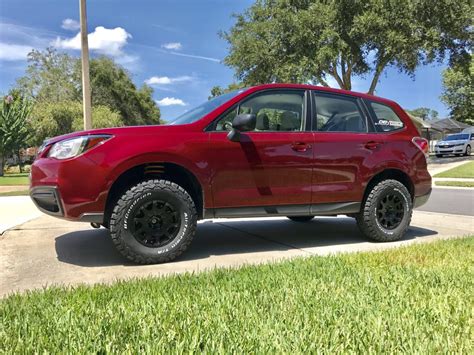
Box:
[207,89,314,212]
[311,91,379,206]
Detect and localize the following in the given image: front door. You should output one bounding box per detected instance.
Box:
[208,89,314,213]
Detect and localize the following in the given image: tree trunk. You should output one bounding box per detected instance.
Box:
[17,149,23,173]
[367,58,389,95]
[0,153,4,177]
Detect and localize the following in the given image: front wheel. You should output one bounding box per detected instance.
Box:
[287,216,314,222]
[356,179,412,242]
[465,145,471,156]
[109,179,197,264]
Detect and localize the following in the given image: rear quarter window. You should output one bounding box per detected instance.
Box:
[368,101,405,132]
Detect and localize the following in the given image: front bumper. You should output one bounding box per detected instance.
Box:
[30,186,104,223]
[435,146,465,154]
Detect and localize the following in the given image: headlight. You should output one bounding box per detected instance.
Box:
[48,135,112,160]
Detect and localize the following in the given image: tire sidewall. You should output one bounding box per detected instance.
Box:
[113,182,196,260]
[371,185,412,238]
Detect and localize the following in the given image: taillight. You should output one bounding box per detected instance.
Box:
[412,137,429,158]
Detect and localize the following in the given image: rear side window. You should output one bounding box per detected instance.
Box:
[368,101,404,132]
[314,93,367,132]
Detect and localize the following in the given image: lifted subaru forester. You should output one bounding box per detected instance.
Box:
[30,84,431,264]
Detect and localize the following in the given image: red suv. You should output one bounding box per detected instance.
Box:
[30,84,431,264]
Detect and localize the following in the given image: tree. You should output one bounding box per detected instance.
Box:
[0,91,32,175]
[17,48,161,125]
[405,107,439,120]
[208,82,246,99]
[441,56,473,125]
[89,57,160,125]
[30,101,123,145]
[222,0,472,94]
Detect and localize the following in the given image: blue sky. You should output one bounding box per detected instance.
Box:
[0,0,450,120]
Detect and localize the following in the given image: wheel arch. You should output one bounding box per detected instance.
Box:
[363,168,415,204]
[104,160,205,227]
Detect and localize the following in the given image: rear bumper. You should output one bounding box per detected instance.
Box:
[413,189,431,208]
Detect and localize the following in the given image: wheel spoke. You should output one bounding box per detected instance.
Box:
[129,198,181,248]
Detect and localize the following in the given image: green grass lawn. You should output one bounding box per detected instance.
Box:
[1,237,472,353]
[0,173,29,186]
[436,181,474,188]
[434,161,474,178]
[0,189,29,196]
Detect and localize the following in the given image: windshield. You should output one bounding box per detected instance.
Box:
[444,134,469,141]
[167,90,245,125]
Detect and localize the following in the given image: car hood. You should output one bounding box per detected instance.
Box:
[42,124,194,145]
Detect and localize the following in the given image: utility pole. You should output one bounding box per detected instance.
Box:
[80,0,92,130]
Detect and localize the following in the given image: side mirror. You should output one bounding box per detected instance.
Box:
[227,114,256,142]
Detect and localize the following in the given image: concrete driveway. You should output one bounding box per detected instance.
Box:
[1,210,472,297]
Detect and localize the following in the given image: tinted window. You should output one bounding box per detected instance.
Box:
[215,90,305,132]
[169,90,244,125]
[314,93,367,132]
[444,134,469,141]
[369,101,404,132]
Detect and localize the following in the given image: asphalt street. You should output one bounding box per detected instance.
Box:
[417,187,474,216]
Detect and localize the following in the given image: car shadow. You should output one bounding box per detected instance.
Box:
[54,217,437,267]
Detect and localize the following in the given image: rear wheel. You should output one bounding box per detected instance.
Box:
[356,179,412,242]
[109,179,197,264]
[465,145,471,156]
[287,216,314,222]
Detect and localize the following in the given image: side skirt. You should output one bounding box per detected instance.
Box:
[205,202,361,219]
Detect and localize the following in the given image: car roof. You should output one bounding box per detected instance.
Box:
[247,83,398,107]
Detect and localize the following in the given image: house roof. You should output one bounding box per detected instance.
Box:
[431,118,472,130]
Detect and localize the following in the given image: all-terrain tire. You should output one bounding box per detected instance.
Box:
[109,179,197,264]
[356,179,412,242]
[287,216,315,222]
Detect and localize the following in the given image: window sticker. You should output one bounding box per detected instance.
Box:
[375,119,404,127]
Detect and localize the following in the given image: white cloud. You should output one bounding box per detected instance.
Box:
[161,42,182,50]
[53,26,131,56]
[145,75,193,85]
[0,43,32,61]
[156,97,187,106]
[61,18,80,31]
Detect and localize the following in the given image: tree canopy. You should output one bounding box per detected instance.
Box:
[405,107,439,121]
[30,101,123,145]
[441,56,473,125]
[17,48,161,126]
[222,0,472,94]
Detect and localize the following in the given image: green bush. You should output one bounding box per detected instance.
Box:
[30,101,123,145]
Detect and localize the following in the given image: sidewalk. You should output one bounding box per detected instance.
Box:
[1,211,472,297]
[0,196,42,234]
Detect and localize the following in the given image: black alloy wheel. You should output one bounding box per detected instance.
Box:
[130,200,181,248]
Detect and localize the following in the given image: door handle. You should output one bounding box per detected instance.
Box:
[291,142,311,152]
[364,141,383,150]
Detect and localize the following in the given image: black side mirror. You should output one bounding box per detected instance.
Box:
[227,114,256,142]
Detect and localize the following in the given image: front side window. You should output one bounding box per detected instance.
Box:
[314,93,367,132]
[368,101,405,132]
[214,90,305,132]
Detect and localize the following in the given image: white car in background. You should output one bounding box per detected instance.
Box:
[435,133,473,157]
